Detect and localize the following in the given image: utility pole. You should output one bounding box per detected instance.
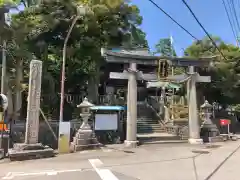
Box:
[59,5,86,123]
[0,11,7,159]
[170,35,174,117]
[59,15,79,123]
[1,12,8,95]
[1,40,6,94]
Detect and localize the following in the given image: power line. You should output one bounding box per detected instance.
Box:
[225,0,239,40]
[147,0,198,41]
[222,0,238,45]
[238,0,240,19]
[229,0,240,32]
[226,0,239,37]
[181,0,228,61]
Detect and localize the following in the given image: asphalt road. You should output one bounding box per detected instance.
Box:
[2,170,138,180]
[1,141,239,180]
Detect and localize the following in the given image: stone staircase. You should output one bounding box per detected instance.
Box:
[137,103,165,134]
[136,102,186,143]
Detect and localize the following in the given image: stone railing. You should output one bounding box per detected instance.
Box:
[145,96,166,124]
[146,96,161,115]
[98,95,126,106]
[164,124,189,140]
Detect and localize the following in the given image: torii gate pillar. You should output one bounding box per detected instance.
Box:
[187,66,211,144]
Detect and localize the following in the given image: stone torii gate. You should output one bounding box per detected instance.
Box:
[166,66,211,144]
[101,48,214,146]
[110,66,157,147]
[102,48,158,147]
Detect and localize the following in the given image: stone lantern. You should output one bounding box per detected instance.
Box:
[200,100,219,142]
[70,97,99,152]
[201,100,212,123]
[77,97,94,130]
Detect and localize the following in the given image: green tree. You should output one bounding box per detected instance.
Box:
[3,0,148,118]
[184,36,240,106]
[0,0,19,7]
[154,38,176,56]
[154,37,184,75]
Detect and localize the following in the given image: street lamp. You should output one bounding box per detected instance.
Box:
[59,5,87,123]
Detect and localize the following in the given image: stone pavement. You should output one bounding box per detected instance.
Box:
[0,142,240,180]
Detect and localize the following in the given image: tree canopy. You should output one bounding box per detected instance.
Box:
[184,36,240,106]
[2,0,240,117]
[154,37,176,56]
[153,35,240,109]
[7,0,148,92]
[0,0,149,119]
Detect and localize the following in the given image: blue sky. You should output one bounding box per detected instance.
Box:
[132,0,237,55]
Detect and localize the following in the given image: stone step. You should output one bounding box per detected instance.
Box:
[137,121,158,123]
[139,140,188,145]
[137,123,161,126]
[138,126,165,131]
[137,124,166,130]
[70,142,102,152]
[137,118,159,122]
[137,129,166,134]
[137,125,165,129]
[137,133,181,142]
[126,121,159,124]
[137,122,159,125]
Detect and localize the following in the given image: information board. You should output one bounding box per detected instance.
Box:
[95,114,118,130]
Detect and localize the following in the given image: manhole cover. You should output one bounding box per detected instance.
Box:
[192,149,210,154]
[205,144,221,149]
[123,150,135,153]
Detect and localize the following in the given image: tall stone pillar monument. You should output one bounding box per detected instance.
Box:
[8,60,54,161]
[25,60,42,144]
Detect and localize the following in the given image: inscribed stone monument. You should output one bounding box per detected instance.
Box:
[25,60,42,144]
[8,60,54,161]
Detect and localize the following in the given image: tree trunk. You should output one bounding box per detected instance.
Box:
[87,62,100,104]
[6,74,14,121]
[87,75,99,104]
[13,59,23,120]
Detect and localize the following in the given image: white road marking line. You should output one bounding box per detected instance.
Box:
[2,172,13,180]
[80,150,97,154]
[46,172,58,176]
[2,169,83,179]
[89,159,119,180]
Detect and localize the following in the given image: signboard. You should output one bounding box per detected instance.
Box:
[95,114,118,130]
[220,119,231,126]
[58,122,71,153]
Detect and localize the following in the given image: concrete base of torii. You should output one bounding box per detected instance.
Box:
[124,140,139,148]
[188,138,203,145]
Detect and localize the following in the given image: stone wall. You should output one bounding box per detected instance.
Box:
[10,120,82,149]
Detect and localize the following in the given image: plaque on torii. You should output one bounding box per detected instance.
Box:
[110,70,157,81]
[102,48,214,145]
